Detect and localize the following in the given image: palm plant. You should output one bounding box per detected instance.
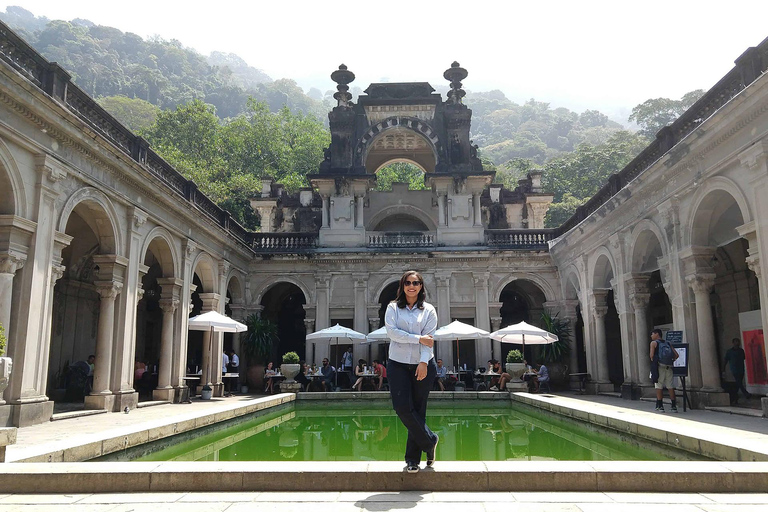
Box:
[242,314,278,365]
[540,311,571,363]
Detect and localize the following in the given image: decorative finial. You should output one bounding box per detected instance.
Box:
[444,62,468,105]
[331,64,355,107]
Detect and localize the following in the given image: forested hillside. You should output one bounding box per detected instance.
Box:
[1,6,703,229]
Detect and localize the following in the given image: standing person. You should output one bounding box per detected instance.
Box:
[226,350,239,394]
[725,338,751,402]
[340,345,354,388]
[385,270,439,474]
[650,328,679,412]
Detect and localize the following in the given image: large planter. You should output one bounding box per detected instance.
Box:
[506,362,526,381]
[0,357,12,404]
[281,363,300,383]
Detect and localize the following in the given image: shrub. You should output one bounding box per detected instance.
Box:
[506,349,523,363]
[282,351,300,364]
[0,322,6,356]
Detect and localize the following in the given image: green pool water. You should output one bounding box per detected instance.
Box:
[119,401,706,462]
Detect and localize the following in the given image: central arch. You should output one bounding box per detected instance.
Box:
[360,118,440,174]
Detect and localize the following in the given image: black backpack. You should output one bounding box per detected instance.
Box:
[658,340,674,366]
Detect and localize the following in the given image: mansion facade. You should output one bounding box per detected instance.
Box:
[1,19,767,426]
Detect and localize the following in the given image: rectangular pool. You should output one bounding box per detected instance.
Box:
[98,401,708,462]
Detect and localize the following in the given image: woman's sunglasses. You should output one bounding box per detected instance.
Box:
[404,280,422,286]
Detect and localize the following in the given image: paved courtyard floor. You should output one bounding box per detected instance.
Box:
[1,491,768,511]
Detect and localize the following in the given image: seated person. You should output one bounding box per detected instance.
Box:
[534,361,550,392]
[264,362,277,394]
[489,359,512,391]
[134,361,146,382]
[352,359,368,391]
[319,358,336,391]
[435,358,447,391]
[373,359,387,390]
[295,361,311,391]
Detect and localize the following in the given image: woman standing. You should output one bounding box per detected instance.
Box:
[385,270,439,473]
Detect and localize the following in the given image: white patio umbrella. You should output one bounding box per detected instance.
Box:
[362,326,389,343]
[433,320,490,373]
[305,324,367,387]
[188,311,247,389]
[490,321,558,354]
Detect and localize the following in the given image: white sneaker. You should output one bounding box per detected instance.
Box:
[489,386,499,391]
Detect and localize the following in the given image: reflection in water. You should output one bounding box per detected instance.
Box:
[131,403,705,463]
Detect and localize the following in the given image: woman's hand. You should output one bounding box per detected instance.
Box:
[415,362,428,381]
[419,335,434,348]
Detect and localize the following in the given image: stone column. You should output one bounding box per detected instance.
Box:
[473,192,482,227]
[631,292,651,387]
[87,281,123,409]
[304,317,318,364]
[488,301,503,359]
[687,275,721,391]
[315,274,330,330]
[591,289,610,383]
[321,195,329,229]
[353,274,367,334]
[437,194,446,227]
[355,195,364,229]
[198,293,221,390]
[473,272,491,362]
[154,298,179,401]
[0,254,24,337]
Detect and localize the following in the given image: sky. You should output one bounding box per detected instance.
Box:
[3,0,767,123]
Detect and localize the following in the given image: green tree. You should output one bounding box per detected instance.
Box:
[629,89,705,138]
[97,95,160,132]
[375,162,427,191]
[544,193,588,228]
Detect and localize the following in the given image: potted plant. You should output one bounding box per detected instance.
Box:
[242,314,278,391]
[540,312,572,387]
[281,351,301,383]
[0,322,12,403]
[505,349,526,381]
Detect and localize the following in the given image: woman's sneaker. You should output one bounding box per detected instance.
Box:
[426,436,439,467]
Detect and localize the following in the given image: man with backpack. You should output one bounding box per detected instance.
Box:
[650,328,679,412]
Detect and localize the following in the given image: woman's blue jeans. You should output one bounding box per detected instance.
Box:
[387,358,438,464]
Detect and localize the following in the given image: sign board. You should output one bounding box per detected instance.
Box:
[664,331,687,376]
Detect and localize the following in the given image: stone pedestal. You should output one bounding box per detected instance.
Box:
[11,400,54,427]
[84,394,115,412]
[280,382,302,394]
[506,381,527,392]
[621,383,642,400]
[111,391,138,412]
[689,390,730,408]
[152,387,174,402]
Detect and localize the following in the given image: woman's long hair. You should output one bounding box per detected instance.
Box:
[393,270,427,309]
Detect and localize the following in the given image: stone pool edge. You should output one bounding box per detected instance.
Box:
[1,460,767,493]
[511,392,768,461]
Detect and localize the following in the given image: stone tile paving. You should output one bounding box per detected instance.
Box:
[1,493,768,511]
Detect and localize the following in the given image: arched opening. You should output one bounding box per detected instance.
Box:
[498,279,547,364]
[49,201,117,411]
[592,253,624,390]
[373,161,428,192]
[0,161,15,215]
[690,189,763,394]
[135,235,176,401]
[261,283,307,362]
